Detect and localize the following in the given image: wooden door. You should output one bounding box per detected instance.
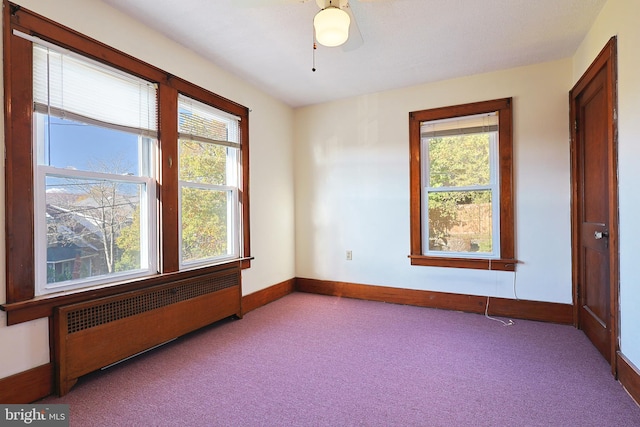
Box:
[570,38,618,369]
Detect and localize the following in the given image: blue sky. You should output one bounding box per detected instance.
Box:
[45,115,141,175]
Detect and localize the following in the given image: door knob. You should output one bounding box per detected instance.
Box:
[594,231,609,240]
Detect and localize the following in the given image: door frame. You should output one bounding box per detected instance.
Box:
[569,37,618,375]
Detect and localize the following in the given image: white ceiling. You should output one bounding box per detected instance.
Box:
[101,0,607,108]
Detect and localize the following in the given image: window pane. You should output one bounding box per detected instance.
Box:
[428,133,491,188]
[179,139,236,186]
[45,176,146,284]
[428,190,493,253]
[37,113,148,176]
[181,187,232,263]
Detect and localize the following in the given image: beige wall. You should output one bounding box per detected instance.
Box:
[294,58,573,303]
[572,0,640,370]
[0,0,296,378]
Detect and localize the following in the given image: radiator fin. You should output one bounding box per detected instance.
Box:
[67,272,238,334]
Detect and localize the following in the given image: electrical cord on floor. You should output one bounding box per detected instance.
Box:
[485,296,514,326]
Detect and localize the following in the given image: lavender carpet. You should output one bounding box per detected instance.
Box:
[40,292,640,426]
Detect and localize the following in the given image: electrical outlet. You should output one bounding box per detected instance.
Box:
[346,250,352,260]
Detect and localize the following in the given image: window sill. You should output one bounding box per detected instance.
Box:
[409,255,517,271]
[1,258,252,325]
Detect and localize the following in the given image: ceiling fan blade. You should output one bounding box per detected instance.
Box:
[233,0,308,7]
[342,3,363,51]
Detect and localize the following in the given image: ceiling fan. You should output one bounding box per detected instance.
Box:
[312,0,360,49]
[239,0,383,51]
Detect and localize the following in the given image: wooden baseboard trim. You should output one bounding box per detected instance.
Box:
[295,278,573,324]
[242,278,295,315]
[0,363,53,404]
[617,352,640,406]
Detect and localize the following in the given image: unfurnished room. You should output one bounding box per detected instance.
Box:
[1,0,640,425]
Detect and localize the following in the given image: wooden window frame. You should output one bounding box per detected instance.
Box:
[1,2,251,324]
[409,98,516,271]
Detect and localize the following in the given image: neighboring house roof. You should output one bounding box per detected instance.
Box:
[46,204,102,255]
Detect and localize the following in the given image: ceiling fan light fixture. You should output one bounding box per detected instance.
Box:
[314,6,350,47]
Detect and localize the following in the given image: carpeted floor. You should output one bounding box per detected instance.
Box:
[40,292,640,426]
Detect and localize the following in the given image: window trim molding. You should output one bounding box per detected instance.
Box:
[2,2,251,322]
[409,98,516,271]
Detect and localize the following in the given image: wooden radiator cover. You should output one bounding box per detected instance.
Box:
[53,268,241,396]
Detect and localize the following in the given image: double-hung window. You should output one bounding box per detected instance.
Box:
[32,41,158,294]
[2,4,250,318]
[178,95,241,267]
[409,98,515,271]
[422,113,499,256]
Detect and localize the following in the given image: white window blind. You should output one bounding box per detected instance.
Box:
[178,94,240,147]
[33,43,157,136]
[421,112,498,138]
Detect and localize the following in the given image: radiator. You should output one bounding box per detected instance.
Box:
[53,268,241,396]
